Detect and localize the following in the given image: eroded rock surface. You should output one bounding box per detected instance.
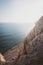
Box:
[17,33,43,65]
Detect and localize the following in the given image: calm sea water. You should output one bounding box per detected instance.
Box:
[0,23,32,53]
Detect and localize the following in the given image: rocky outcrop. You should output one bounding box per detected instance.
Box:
[0,53,6,62]
[24,16,43,44]
[3,41,25,62]
[17,33,43,65]
[1,16,43,65]
[16,16,43,65]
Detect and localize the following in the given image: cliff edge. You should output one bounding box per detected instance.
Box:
[1,16,43,65]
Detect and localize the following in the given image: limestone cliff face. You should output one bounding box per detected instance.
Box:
[24,16,43,44]
[1,16,43,65]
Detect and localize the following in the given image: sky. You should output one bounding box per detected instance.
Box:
[0,0,43,24]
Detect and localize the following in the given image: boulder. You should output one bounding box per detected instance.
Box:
[0,53,6,62]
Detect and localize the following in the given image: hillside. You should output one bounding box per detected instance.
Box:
[0,16,43,65]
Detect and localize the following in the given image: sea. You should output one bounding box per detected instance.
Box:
[0,23,33,53]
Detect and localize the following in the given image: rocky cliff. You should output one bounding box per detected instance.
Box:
[0,16,43,65]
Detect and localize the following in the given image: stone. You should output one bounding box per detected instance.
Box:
[0,53,6,62]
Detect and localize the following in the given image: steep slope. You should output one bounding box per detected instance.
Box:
[24,16,43,44]
[2,16,43,65]
[17,33,43,65]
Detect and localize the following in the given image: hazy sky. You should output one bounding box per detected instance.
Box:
[0,0,43,24]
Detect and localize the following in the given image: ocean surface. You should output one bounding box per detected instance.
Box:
[0,23,32,53]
